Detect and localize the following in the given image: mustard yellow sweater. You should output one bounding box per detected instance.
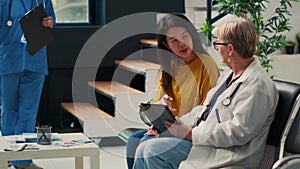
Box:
[152,54,219,117]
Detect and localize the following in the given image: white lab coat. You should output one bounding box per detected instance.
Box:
[179,58,279,169]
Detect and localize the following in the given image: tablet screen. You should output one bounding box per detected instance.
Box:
[139,103,176,133]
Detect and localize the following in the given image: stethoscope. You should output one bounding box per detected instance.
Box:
[222,82,242,106]
[5,0,45,27]
[195,80,243,126]
[6,0,14,27]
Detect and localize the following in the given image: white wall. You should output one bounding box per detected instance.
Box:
[185,1,300,53]
[269,54,300,84]
[185,1,300,85]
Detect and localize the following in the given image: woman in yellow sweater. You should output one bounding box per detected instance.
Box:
[126,13,219,169]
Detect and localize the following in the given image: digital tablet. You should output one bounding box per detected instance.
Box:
[139,103,176,133]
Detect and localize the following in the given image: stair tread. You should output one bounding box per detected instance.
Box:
[140,39,157,46]
[114,59,160,74]
[88,81,143,97]
[61,102,113,122]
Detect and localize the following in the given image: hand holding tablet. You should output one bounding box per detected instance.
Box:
[139,103,176,134]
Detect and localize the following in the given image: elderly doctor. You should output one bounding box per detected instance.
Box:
[0,0,55,169]
[132,17,279,169]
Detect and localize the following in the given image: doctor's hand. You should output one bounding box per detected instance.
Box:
[160,94,176,113]
[42,16,53,28]
[165,117,192,141]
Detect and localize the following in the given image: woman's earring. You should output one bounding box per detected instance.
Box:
[227,57,231,63]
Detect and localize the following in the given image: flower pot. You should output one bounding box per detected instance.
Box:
[286,45,295,54]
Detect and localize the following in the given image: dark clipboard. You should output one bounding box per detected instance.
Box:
[19,4,54,55]
[139,103,176,134]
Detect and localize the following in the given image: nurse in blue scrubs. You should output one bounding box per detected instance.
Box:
[0,0,55,168]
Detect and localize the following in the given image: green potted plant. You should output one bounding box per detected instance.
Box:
[284,41,296,54]
[200,0,299,73]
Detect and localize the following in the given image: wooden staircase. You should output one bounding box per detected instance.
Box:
[61,39,161,138]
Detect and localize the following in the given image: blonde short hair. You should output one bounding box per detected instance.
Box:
[213,17,257,58]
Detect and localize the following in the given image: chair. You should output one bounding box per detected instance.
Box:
[258,80,300,168]
[272,97,300,169]
[272,155,300,169]
[118,80,300,168]
[118,127,146,143]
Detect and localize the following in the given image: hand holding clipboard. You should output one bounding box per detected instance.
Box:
[41,16,54,28]
[19,4,54,55]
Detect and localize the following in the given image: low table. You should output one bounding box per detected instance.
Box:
[0,133,100,169]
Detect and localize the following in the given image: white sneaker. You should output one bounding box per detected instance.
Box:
[13,163,43,169]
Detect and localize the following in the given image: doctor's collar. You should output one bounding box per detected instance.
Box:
[226,72,243,88]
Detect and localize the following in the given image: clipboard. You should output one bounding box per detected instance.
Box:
[139,103,176,134]
[19,4,54,55]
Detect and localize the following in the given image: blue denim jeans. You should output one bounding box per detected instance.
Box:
[126,129,155,169]
[133,137,192,169]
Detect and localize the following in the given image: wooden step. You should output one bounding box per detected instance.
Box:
[114,59,160,75]
[61,102,113,123]
[88,81,144,98]
[140,39,157,48]
[61,102,121,137]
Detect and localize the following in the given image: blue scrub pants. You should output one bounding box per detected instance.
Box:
[133,137,192,169]
[126,129,155,169]
[1,70,45,165]
[0,77,1,131]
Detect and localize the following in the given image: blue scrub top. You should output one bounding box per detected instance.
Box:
[0,0,56,75]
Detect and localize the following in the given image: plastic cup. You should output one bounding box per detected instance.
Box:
[36,125,52,145]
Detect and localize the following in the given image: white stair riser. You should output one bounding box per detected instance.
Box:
[145,68,161,101]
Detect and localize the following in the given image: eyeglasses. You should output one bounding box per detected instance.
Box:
[213,41,229,50]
